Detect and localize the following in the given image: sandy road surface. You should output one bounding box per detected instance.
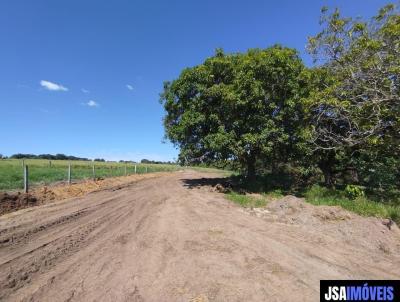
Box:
[0,171,399,301]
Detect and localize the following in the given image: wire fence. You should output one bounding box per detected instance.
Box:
[0,159,180,192]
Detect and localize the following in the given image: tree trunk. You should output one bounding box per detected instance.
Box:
[246,158,256,181]
[321,167,334,187]
[271,159,278,174]
[318,151,336,188]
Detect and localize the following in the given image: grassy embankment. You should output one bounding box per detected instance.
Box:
[224,175,400,225]
[226,190,283,208]
[304,185,400,224]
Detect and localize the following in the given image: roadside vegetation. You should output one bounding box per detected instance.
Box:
[187,165,235,177]
[226,190,283,208]
[160,4,400,224]
[305,185,400,223]
[226,192,267,208]
[0,159,181,191]
[222,175,400,224]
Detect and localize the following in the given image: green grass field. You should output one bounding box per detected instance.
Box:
[0,159,182,191]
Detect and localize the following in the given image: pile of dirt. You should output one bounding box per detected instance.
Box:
[241,195,356,224]
[212,182,246,194]
[214,183,230,193]
[0,172,173,216]
[35,173,170,202]
[0,192,37,215]
[265,195,352,224]
[242,195,400,255]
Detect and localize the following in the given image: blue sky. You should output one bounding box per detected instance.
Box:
[0,0,389,161]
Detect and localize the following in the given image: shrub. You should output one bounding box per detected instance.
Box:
[345,185,365,200]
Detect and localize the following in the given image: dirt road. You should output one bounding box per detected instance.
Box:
[1,171,399,301]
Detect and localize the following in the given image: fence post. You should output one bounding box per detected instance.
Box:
[24,165,29,193]
[22,159,25,167]
[92,164,95,181]
[134,165,137,174]
[124,164,127,176]
[68,162,71,185]
[49,160,52,167]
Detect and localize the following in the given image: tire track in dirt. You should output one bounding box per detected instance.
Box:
[0,171,399,301]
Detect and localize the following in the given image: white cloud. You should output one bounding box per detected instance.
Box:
[81,88,90,94]
[126,84,134,90]
[86,100,99,107]
[40,80,68,91]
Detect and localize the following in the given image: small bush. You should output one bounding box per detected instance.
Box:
[345,185,365,200]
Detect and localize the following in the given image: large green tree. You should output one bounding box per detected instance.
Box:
[161,46,306,179]
[304,4,400,187]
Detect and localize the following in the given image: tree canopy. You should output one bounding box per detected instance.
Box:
[304,4,400,188]
[161,46,306,179]
[161,3,399,193]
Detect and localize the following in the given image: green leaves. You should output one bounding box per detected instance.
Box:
[302,2,400,188]
[161,2,399,189]
[160,45,306,176]
[306,3,400,151]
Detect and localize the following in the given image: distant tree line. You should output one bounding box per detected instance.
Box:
[140,159,175,165]
[161,4,400,197]
[1,154,175,165]
[9,153,91,161]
